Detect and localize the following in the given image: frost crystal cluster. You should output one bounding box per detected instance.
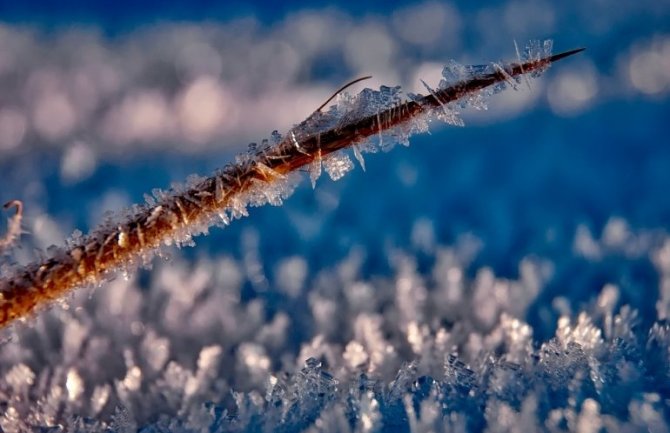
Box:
[2,222,670,432]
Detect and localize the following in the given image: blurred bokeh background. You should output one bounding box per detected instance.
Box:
[1,0,670,430]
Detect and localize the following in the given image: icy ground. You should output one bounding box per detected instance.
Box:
[1,217,670,432]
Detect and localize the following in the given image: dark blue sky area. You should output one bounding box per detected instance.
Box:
[0,0,427,30]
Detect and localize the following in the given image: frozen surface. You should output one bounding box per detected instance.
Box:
[1,0,670,432]
[1,228,670,432]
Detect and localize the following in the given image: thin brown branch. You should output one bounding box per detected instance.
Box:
[0,47,584,328]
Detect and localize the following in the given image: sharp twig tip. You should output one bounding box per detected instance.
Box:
[549,47,586,63]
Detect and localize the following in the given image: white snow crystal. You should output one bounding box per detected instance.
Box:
[322,152,354,181]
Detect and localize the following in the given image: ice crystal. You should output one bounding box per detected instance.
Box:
[323,152,355,181]
[309,150,323,188]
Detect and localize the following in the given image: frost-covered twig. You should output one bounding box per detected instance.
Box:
[0,42,583,328]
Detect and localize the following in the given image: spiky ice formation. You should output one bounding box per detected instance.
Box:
[1,221,669,432]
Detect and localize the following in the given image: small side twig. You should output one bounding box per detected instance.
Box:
[315,75,373,113]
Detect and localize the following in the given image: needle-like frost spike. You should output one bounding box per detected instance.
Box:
[0,200,23,254]
[0,41,584,328]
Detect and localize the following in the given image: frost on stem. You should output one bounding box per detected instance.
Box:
[0,200,23,255]
[0,40,583,328]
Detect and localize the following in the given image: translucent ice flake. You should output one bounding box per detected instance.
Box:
[293,108,342,139]
[440,59,475,86]
[435,104,464,127]
[237,343,271,386]
[524,39,554,77]
[270,130,282,145]
[357,391,382,433]
[187,345,223,397]
[341,342,368,373]
[247,179,281,207]
[90,384,111,416]
[309,150,322,188]
[323,152,354,181]
[5,363,34,392]
[197,344,223,374]
[140,329,170,372]
[418,78,459,126]
[363,112,431,152]
[66,368,84,401]
[352,144,366,171]
[297,357,338,402]
[227,195,249,220]
[493,62,520,90]
[0,200,23,255]
[243,172,300,210]
[354,137,380,156]
[556,312,604,351]
[338,85,403,124]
